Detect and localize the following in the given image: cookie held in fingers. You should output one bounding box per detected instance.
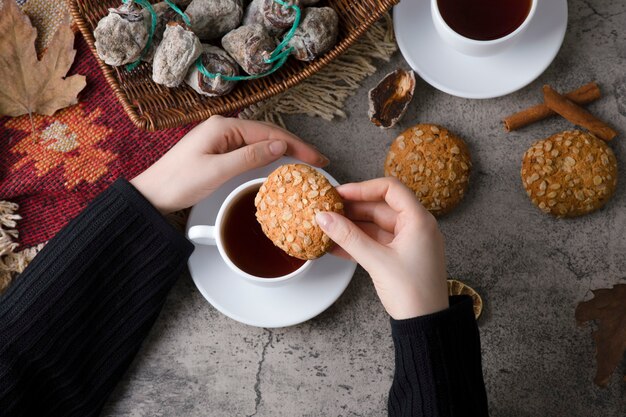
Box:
[384,124,472,216]
[521,130,618,217]
[255,164,344,260]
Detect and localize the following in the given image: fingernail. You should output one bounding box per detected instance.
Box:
[318,154,330,166]
[269,141,286,155]
[315,212,333,230]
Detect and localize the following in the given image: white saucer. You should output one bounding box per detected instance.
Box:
[186,157,357,328]
[393,0,568,99]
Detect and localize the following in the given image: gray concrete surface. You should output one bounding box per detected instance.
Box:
[103,0,626,415]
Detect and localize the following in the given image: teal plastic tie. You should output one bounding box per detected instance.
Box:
[122,0,157,71]
[195,0,301,81]
[196,50,291,81]
[164,0,192,26]
[265,0,301,63]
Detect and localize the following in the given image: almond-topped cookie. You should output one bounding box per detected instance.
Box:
[521,130,618,217]
[255,164,344,260]
[384,124,472,216]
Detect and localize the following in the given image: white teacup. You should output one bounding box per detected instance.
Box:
[431,0,538,57]
[187,178,312,287]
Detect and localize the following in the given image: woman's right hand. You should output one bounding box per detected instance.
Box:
[315,178,449,320]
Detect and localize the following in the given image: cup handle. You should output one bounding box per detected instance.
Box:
[187,225,218,246]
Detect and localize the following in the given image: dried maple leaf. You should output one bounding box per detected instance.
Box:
[575,284,626,387]
[0,0,86,117]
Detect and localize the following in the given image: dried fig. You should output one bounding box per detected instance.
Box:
[368,69,416,129]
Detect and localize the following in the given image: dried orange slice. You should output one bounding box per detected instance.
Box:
[448,279,483,320]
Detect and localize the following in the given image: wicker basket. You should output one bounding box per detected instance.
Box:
[69,0,398,131]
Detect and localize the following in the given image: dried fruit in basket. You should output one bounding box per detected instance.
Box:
[142,1,184,62]
[94,3,150,66]
[262,0,301,29]
[185,0,244,40]
[243,0,285,36]
[288,7,339,62]
[152,23,202,87]
[185,45,239,96]
[243,0,264,26]
[222,24,276,75]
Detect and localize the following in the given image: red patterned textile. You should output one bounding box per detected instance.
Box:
[0,35,195,248]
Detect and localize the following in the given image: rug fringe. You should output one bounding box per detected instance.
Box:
[239,14,397,127]
[0,201,20,256]
[0,201,43,293]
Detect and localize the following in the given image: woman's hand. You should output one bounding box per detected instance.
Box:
[131,116,328,214]
[315,178,449,320]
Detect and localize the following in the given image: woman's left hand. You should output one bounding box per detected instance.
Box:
[130,116,329,214]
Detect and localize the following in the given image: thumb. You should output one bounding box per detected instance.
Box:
[316,211,384,269]
[215,140,287,179]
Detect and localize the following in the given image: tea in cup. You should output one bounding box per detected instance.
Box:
[432,0,537,56]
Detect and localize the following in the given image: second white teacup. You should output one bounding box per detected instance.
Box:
[431,0,538,57]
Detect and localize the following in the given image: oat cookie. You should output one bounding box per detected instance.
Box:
[521,130,618,217]
[255,164,344,260]
[384,124,472,216]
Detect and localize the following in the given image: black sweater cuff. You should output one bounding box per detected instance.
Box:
[388,296,488,417]
[390,295,475,337]
[111,178,193,257]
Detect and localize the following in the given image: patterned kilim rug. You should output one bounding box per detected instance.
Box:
[0,0,397,292]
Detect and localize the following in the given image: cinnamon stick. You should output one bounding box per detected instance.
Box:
[543,85,617,141]
[503,82,601,132]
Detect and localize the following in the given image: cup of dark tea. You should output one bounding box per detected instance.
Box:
[187,179,312,286]
[432,0,537,57]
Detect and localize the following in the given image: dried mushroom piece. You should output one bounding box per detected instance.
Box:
[368,69,416,129]
[287,7,338,62]
[152,23,202,87]
[185,0,243,40]
[185,45,239,97]
[94,3,150,66]
[261,0,300,29]
[222,24,276,75]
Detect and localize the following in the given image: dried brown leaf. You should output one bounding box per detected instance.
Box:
[0,0,86,117]
[575,284,626,387]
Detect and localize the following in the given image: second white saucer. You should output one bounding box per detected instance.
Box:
[393,0,568,99]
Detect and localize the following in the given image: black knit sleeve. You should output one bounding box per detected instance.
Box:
[388,295,489,417]
[0,178,194,417]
